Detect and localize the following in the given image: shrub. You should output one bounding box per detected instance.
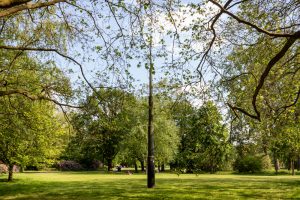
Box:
[0,164,20,173]
[79,159,103,170]
[25,166,38,171]
[0,164,8,174]
[57,160,83,171]
[233,155,263,173]
[261,155,272,170]
[87,160,102,170]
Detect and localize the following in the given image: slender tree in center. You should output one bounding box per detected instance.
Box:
[147,32,155,188]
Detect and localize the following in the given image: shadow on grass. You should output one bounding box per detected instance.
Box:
[230,171,295,176]
[0,178,8,182]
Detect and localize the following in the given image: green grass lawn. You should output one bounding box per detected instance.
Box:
[1,171,300,199]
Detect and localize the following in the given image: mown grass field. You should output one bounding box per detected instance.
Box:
[1,171,300,199]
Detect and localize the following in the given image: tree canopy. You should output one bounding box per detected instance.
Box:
[0,0,299,186]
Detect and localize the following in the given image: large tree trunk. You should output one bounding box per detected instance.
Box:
[107,159,113,171]
[140,160,145,172]
[8,164,14,182]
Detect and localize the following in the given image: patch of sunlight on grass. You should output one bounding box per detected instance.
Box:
[1,172,300,199]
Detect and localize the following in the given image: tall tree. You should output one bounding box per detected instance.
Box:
[68,88,137,171]
[174,101,231,173]
[0,50,71,181]
[120,98,179,173]
[0,96,68,181]
[219,20,300,168]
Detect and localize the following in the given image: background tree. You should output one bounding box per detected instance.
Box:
[0,49,71,181]
[66,88,137,171]
[0,97,68,181]
[221,29,300,173]
[174,101,231,173]
[118,96,180,173]
[270,108,300,175]
[116,99,148,172]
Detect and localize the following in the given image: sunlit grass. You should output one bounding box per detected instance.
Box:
[1,171,300,199]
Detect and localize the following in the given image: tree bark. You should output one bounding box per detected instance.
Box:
[134,163,138,173]
[20,165,24,173]
[147,32,155,188]
[274,158,279,174]
[297,156,300,171]
[158,163,161,172]
[161,163,165,172]
[8,164,14,182]
[0,0,30,8]
[107,159,113,171]
[140,160,145,172]
[291,159,295,176]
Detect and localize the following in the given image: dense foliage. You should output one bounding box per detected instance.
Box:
[0,0,299,184]
[173,101,232,173]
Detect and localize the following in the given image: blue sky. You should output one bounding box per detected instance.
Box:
[49,0,222,98]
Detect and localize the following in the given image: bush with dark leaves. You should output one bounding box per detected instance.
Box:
[233,155,263,173]
[57,160,83,171]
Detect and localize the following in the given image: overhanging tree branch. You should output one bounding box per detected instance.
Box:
[207,0,300,120]
[0,0,66,18]
[278,88,300,113]
[197,0,233,74]
[208,0,299,38]
[0,45,98,95]
[0,0,30,8]
[228,34,299,121]
[0,88,82,108]
[227,103,259,120]
[251,34,299,120]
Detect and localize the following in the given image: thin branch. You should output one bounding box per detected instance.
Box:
[65,1,102,37]
[0,18,6,35]
[197,0,233,75]
[227,0,249,9]
[278,88,300,111]
[105,0,127,48]
[268,23,300,32]
[58,104,72,125]
[221,72,256,83]
[58,3,71,32]
[227,103,260,120]
[0,45,98,95]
